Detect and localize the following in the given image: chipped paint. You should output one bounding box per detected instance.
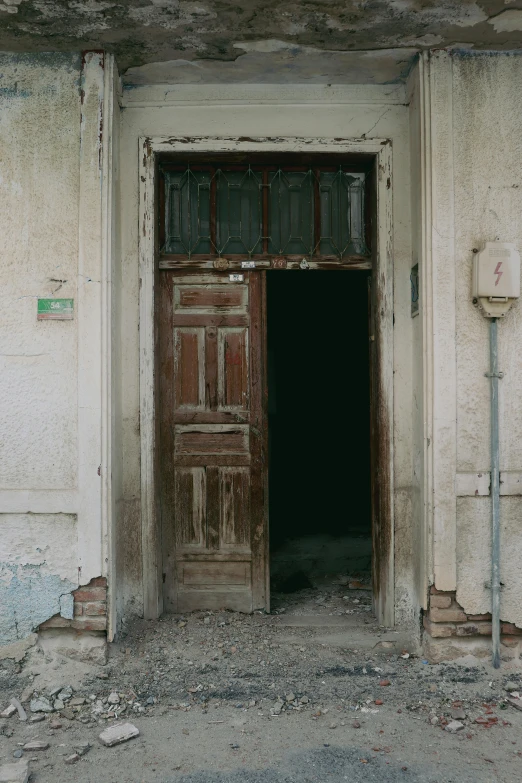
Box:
[0,1,519,75]
[0,514,78,645]
[488,9,522,33]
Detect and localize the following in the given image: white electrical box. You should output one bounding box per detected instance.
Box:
[472,241,520,317]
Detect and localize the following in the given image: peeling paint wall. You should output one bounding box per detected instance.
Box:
[452,53,522,627]
[0,1,520,72]
[0,53,80,490]
[408,50,522,635]
[0,514,77,644]
[0,54,81,645]
[0,52,119,648]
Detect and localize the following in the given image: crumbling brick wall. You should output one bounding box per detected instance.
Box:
[39,577,107,633]
[423,585,522,661]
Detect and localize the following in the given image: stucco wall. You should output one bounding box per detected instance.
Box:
[0,53,80,489]
[0,54,81,643]
[0,52,118,648]
[119,83,416,629]
[452,53,522,626]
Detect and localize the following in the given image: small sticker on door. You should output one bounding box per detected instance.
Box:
[229,274,244,282]
[241,261,256,269]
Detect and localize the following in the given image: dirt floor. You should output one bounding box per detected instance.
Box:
[2,577,522,782]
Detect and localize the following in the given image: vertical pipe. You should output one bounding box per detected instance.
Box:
[490,318,501,669]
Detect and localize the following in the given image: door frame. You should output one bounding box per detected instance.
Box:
[138,135,394,626]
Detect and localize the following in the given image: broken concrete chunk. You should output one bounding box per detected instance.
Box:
[99,722,139,746]
[0,758,29,783]
[1,705,16,719]
[69,697,86,707]
[75,741,91,756]
[64,754,80,765]
[57,687,73,702]
[29,697,53,714]
[507,696,522,711]
[445,720,464,733]
[107,692,120,705]
[10,700,27,722]
[23,741,49,751]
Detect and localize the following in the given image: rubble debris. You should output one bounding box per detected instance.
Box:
[9,700,26,722]
[445,720,465,733]
[22,741,49,751]
[0,758,29,783]
[29,697,53,714]
[1,705,16,719]
[64,754,80,764]
[99,722,140,746]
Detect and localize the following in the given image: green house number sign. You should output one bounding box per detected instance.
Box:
[37,298,74,320]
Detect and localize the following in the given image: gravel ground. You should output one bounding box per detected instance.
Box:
[1,578,522,782]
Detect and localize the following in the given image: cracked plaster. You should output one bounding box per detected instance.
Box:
[0,0,521,78]
[0,514,78,645]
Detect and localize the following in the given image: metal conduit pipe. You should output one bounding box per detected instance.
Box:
[489,317,501,669]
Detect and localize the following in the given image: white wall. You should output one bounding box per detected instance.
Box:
[452,54,522,625]
[408,51,522,631]
[0,52,118,647]
[119,83,417,628]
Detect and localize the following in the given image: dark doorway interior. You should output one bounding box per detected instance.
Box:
[267,270,372,594]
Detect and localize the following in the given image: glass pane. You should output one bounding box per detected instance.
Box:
[162,164,368,258]
[215,169,263,255]
[268,170,314,256]
[164,169,211,255]
[319,171,366,257]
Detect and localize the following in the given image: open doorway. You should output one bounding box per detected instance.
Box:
[267,270,372,603]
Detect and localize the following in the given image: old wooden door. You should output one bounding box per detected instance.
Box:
[159,270,267,613]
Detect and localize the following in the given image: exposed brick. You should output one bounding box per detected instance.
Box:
[468,613,492,622]
[423,616,455,638]
[501,623,522,636]
[84,601,106,617]
[455,623,478,637]
[430,595,452,609]
[71,617,107,631]
[73,587,107,603]
[430,607,467,624]
[73,603,84,617]
[501,637,519,648]
[39,616,71,629]
[430,586,456,597]
[89,577,107,587]
[455,622,492,637]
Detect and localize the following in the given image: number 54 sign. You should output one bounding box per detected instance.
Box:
[37,298,74,320]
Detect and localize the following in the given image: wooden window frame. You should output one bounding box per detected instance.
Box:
[158,154,375,270]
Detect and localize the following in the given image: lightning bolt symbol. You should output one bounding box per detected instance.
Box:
[494,261,503,286]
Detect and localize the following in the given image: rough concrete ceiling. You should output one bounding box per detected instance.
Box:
[1,0,522,79]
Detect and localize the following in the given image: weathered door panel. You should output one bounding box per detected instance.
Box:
[160,271,267,613]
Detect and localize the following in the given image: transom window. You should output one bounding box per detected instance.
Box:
[159,158,371,262]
